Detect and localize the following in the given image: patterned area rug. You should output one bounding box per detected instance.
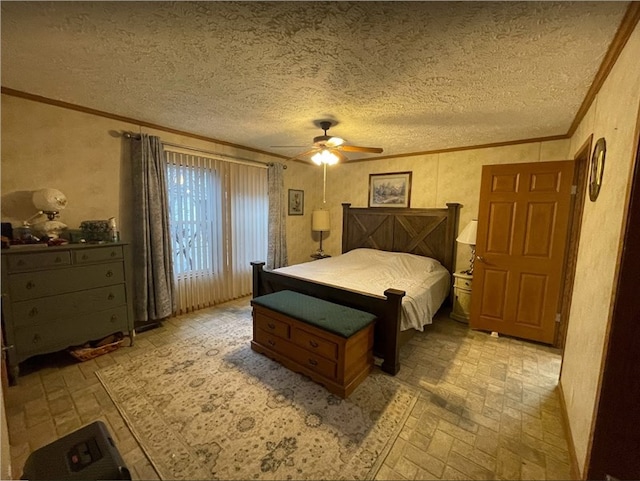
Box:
[97,307,418,480]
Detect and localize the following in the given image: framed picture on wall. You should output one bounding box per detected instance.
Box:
[368,171,412,208]
[288,189,304,215]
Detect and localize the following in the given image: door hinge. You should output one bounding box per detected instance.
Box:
[571,185,578,195]
[555,313,561,323]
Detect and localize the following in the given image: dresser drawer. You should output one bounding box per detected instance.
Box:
[8,262,125,301]
[254,312,290,339]
[11,284,127,327]
[6,251,71,272]
[13,305,129,360]
[454,275,473,290]
[73,246,123,264]
[291,327,338,361]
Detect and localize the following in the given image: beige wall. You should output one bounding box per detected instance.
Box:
[561,23,640,476]
[321,139,570,272]
[0,95,571,271]
[0,95,320,265]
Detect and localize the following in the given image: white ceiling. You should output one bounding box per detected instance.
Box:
[0,1,629,160]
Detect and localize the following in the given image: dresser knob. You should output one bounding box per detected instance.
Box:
[29,307,39,317]
[32,334,41,343]
[106,270,113,277]
[82,254,89,260]
[308,359,318,366]
[108,293,115,300]
[110,251,116,257]
[309,340,319,348]
[54,257,62,263]
[17,259,25,266]
[267,339,275,346]
[267,323,275,330]
[110,315,118,323]
[25,281,35,290]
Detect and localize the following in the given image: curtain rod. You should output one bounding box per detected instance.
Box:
[122,132,286,169]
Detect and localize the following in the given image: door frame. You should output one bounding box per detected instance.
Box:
[555,135,592,349]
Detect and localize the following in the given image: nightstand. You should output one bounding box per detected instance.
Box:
[450,271,472,323]
[310,253,331,260]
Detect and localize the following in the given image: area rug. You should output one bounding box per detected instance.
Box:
[96,312,418,480]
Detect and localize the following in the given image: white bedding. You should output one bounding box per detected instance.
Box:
[273,248,450,331]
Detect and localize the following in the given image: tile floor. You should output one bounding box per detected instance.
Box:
[2,297,572,480]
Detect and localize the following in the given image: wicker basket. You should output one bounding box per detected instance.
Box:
[68,334,124,362]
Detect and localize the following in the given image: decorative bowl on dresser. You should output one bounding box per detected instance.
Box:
[1,243,135,384]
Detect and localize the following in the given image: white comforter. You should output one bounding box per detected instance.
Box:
[273,248,450,331]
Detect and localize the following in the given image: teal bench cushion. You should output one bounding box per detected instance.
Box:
[251,290,376,338]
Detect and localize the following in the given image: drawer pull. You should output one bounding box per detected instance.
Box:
[17,259,25,266]
[267,339,276,346]
[110,315,118,323]
[29,307,39,317]
[54,256,62,263]
[110,251,117,257]
[308,358,318,367]
[309,340,319,348]
[25,281,35,290]
[267,323,275,330]
[32,334,41,344]
[108,293,115,300]
[106,270,114,278]
[82,254,89,260]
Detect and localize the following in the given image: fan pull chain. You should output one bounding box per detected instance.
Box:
[323,163,327,204]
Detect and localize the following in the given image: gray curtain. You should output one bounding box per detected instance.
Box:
[267,163,287,269]
[131,134,175,323]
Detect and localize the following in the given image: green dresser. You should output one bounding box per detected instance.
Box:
[1,243,135,384]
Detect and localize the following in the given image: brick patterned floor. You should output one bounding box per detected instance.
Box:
[2,297,571,480]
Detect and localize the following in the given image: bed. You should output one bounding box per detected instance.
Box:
[251,202,461,375]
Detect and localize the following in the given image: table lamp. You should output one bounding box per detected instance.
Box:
[456,219,478,274]
[312,209,330,256]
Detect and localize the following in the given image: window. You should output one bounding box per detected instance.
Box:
[165,150,267,313]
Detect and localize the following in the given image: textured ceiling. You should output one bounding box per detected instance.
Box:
[0,1,629,160]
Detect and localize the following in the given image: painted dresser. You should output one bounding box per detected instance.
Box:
[1,243,134,384]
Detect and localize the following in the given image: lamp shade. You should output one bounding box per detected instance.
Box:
[312,209,331,232]
[32,188,67,212]
[456,220,478,245]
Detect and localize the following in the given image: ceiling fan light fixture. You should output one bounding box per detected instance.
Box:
[312,149,339,165]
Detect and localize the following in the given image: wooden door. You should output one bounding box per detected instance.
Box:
[470,161,574,343]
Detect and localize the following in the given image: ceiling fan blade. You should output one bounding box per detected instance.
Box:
[332,149,349,163]
[339,145,384,154]
[284,149,319,162]
[270,145,309,148]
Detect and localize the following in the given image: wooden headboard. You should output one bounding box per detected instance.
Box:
[341,203,461,274]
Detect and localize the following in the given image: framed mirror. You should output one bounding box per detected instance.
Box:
[589,137,606,202]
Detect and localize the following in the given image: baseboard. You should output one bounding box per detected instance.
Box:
[557,382,582,480]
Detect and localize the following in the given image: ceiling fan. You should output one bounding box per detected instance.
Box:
[274,121,383,165]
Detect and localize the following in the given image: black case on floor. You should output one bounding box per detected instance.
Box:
[22,420,131,480]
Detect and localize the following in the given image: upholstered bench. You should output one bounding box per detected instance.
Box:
[250,290,377,398]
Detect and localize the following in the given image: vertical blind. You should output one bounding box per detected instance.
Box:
[165,150,268,314]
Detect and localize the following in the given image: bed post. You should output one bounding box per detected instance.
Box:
[445,203,461,274]
[380,288,405,375]
[251,261,266,298]
[341,203,351,253]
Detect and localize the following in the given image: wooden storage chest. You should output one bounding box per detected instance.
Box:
[251,290,376,398]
